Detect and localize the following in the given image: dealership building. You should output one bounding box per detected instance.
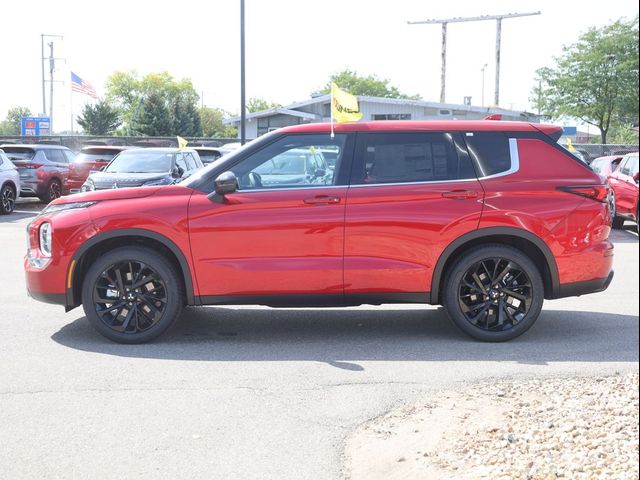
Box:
[224,94,543,139]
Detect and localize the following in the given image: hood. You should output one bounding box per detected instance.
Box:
[51,186,163,205]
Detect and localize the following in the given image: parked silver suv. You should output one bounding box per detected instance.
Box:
[0,149,20,214]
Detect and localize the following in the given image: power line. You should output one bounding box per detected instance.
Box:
[408,11,541,106]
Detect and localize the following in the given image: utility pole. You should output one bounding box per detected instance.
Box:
[408,11,540,106]
[48,42,54,129]
[481,63,488,107]
[240,0,246,145]
[40,34,63,117]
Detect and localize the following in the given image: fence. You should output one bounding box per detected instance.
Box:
[567,144,639,163]
[0,135,238,153]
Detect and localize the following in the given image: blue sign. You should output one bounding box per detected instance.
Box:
[21,117,51,136]
[562,126,577,136]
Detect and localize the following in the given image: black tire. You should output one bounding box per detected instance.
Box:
[442,244,544,342]
[39,178,62,204]
[609,191,625,229]
[0,183,16,214]
[81,246,185,343]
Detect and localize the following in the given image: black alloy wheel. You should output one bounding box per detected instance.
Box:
[82,246,184,343]
[93,260,168,334]
[609,191,624,229]
[443,245,544,342]
[1,184,16,214]
[458,258,532,331]
[41,179,62,203]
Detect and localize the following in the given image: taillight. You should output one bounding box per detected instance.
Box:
[557,185,609,203]
[22,163,43,169]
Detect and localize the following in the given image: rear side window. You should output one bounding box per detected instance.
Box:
[463,132,512,177]
[44,149,68,163]
[353,132,475,185]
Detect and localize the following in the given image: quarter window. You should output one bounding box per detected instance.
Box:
[352,132,475,185]
[463,132,512,177]
[45,149,68,163]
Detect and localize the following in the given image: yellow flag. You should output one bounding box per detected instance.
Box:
[177,136,188,150]
[331,83,363,123]
[566,137,576,153]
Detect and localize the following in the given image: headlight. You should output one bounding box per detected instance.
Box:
[41,201,96,215]
[39,222,52,257]
[142,177,172,186]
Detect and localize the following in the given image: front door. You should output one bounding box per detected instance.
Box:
[189,133,352,299]
[344,131,484,297]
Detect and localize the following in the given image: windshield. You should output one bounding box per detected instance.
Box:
[106,151,173,173]
[2,147,35,161]
[75,153,118,163]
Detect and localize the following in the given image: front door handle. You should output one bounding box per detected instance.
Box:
[442,190,479,200]
[303,195,341,205]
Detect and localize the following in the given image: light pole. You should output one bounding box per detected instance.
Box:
[40,34,63,117]
[481,63,488,107]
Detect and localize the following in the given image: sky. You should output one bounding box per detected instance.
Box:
[1,0,638,132]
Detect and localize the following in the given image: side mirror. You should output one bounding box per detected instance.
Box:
[172,166,184,178]
[99,166,106,172]
[208,171,238,203]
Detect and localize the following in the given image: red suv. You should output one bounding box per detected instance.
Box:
[66,146,131,194]
[24,121,614,343]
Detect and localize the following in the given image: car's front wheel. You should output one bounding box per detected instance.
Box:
[81,246,185,343]
[442,245,544,342]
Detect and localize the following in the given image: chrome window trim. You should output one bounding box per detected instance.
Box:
[237,184,347,194]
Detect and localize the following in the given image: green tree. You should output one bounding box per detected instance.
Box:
[317,69,421,100]
[172,98,202,137]
[247,97,281,113]
[134,92,173,136]
[106,70,201,135]
[199,107,237,138]
[76,101,122,135]
[532,17,639,144]
[0,106,32,135]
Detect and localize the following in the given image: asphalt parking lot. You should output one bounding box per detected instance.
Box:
[1,199,638,480]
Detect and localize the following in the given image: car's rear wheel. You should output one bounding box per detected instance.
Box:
[1,183,16,214]
[443,245,544,342]
[40,178,62,204]
[609,191,625,229]
[81,247,184,343]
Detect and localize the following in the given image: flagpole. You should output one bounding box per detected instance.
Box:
[330,86,335,139]
[69,80,74,134]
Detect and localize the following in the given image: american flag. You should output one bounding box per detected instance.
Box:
[70,72,98,99]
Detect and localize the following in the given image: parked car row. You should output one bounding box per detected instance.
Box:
[0,142,233,212]
[604,152,639,228]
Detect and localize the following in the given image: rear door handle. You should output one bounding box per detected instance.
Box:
[303,195,341,205]
[442,190,479,200]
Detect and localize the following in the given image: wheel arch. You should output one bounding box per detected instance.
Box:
[67,228,197,309]
[1,179,17,193]
[431,227,560,304]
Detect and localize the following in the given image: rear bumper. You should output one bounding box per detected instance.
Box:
[554,270,614,299]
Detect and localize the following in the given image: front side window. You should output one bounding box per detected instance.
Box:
[231,134,347,190]
[620,155,638,177]
[352,132,475,185]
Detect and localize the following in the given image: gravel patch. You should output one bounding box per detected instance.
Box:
[346,373,639,480]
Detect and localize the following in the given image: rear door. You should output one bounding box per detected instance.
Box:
[344,131,482,298]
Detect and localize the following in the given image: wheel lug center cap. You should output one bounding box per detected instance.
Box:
[489,289,499,299]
